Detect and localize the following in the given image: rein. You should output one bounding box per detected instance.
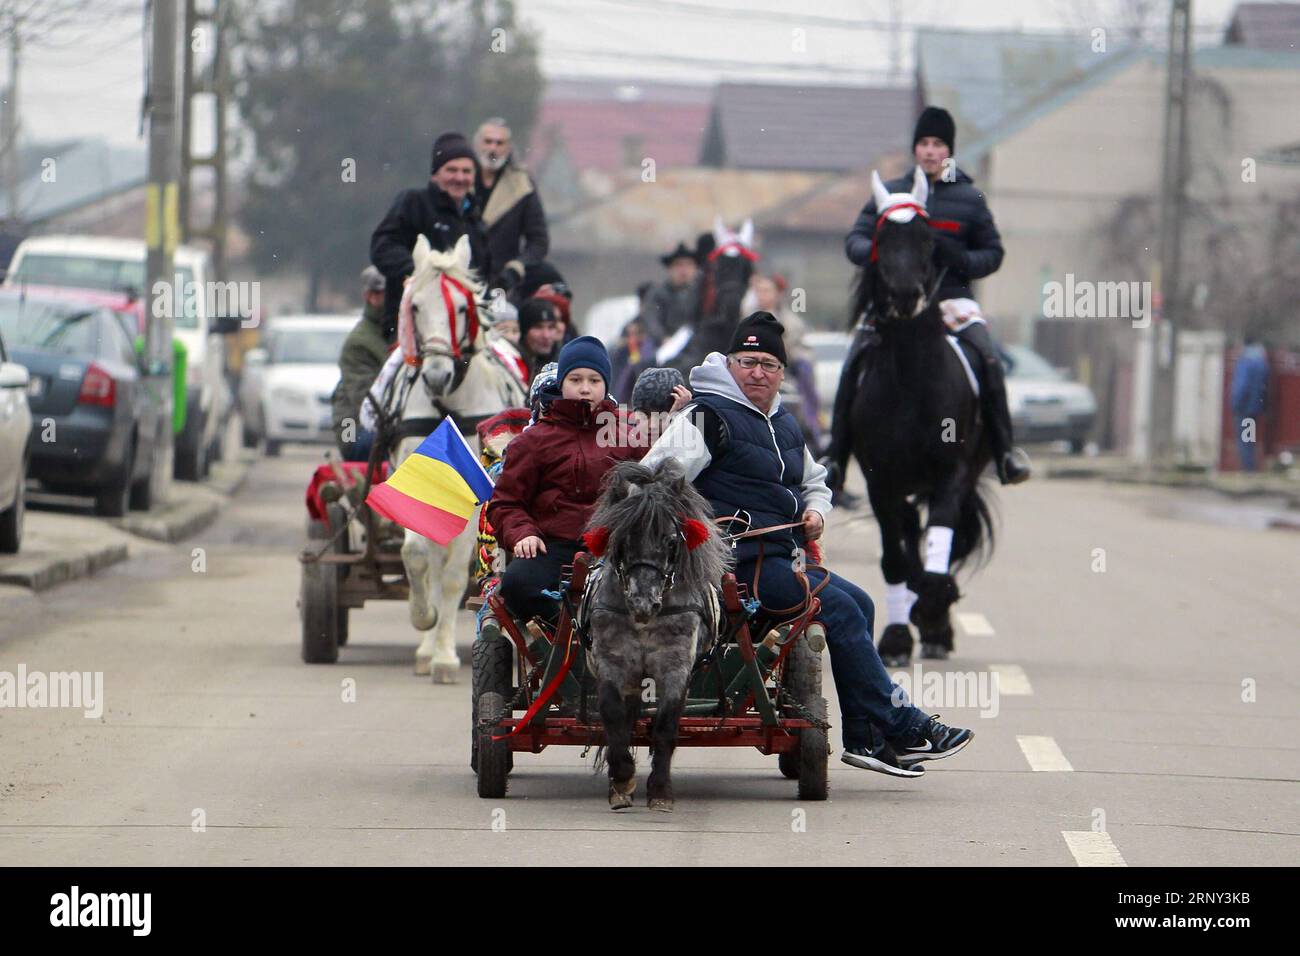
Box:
[399,271,481,368]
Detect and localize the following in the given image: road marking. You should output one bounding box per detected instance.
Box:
[1017,735,1073,771]
[991,664,1034,695]
[1062,831,1127,866]
[957,612,995,637]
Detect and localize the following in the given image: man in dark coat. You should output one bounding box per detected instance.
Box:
[474,117,549,291]
[826,106,1030,487]
[643,241,701,344]
[642,311,974,777]
[370,131,489,326]
[331,265,393,461]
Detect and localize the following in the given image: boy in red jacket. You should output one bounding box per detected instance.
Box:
[489,337,687,625]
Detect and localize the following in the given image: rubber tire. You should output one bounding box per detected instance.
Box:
[129,449,155,511]
[264,439,282,458]
[300,557,339,664]
[471,618,514,772]
[781,632,829,801]
[0,469,24,553]
[476,691,511,798]
[175,411,208,481]
[95,441,134,518]
[1069,437,1086,454]
[325,503,350,647]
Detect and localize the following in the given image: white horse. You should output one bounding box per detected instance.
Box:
[385,234,528,681]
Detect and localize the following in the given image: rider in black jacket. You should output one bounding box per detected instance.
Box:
[826,107,1030,488]
[370,132,490,326]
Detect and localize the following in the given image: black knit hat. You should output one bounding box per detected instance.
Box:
[913,105,956,153]
[431,132,476,174]
[518,297,557,337]
[631,366,686,413]
[727,311,786,366]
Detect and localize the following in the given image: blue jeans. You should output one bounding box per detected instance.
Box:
[734,554,927,749]
[341,427,375,463]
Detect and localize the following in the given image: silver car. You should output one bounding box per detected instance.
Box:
[0,324,33,551]
[1002,344,1097,453]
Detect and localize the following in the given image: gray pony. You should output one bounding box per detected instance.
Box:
[585,458,732,811]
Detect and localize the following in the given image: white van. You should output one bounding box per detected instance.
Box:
[3,235,235,480]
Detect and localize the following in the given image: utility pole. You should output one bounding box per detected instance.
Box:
[1150,0,1193,463]
[145,0,180,502]
[2,31,19,231]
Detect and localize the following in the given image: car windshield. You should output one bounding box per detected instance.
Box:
[0,297,100,355]
[1003,345,1064,381]
[8,254,199,330]
[267,327,350,364]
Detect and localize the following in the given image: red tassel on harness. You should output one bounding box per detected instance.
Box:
[583,526,609,557]
[682,518,710,551]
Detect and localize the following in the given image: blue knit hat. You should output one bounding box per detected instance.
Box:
[557,335,612,391]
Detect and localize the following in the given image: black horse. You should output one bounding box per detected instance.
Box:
[847,169,994,665]
[671,217,757,373]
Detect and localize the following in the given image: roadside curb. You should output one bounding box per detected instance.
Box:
[0,542,130,592]
[116,452,256,544]
[1041,461,1300,509]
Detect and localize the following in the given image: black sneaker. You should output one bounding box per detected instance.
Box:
[891,714,973,766]
[840,732,925,779]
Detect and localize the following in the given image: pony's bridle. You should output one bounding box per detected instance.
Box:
[404,273,481,364]
[871,198,953,321]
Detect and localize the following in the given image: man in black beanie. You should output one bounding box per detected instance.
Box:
[826,105,1030,490]
[369,131,490,326]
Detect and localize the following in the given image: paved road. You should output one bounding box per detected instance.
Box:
[1,449,1296,865]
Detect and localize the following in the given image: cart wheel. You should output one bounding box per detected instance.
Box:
[476,691,511,798]
[325,504,350,647]
[784,629,828,801]
[336,606,349,647]
[300,558,339,664]
[471,615,514,772]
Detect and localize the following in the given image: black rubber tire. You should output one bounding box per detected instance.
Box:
[175,410,208,481]
[783,632,829,801]
[129,449,155,511]
[471,616,514,772]
[300,558,339,663]
[476,691,511,798]
[95,441,134,518]
[264,439,281,458]
[0,469,23,554]
[325,503,350,647]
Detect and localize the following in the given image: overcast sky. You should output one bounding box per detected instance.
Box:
[15,0,1248,150]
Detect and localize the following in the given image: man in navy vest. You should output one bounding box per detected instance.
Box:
[643,311,973,777]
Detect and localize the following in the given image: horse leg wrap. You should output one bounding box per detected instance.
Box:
[923,526,954,574]
[885,582,918,626]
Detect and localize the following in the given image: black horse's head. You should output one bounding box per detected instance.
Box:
[855,168,937,324]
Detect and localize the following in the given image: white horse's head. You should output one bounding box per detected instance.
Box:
[398,233,485,398]
[710,215,756,259]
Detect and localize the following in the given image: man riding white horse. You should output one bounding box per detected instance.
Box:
[824,105,1031,491]
[643,311,974,777]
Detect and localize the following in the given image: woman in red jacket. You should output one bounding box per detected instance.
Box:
[488,337,687,625]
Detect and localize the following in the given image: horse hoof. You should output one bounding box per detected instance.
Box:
[648,797,674,813]
[414,655,432,676]
[432,661,460,684]
[920,642,949,660]
[609,778,636,810]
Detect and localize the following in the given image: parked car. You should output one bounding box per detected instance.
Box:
[0,320,33,551]
[0,291,164,516]
[242,315,353,455]
[1002,344,1097,452]
[4,235,239,480]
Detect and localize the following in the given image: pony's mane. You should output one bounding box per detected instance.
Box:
[589,459,732,587]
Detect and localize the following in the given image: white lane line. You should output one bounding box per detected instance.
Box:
[1017,735,1074,771]
[1062,831,1128,867]
[957,612,995,637]
[990,663,1034,695]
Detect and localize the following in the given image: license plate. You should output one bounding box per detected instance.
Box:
[1027,406,1067,427]
[27,376,44,399]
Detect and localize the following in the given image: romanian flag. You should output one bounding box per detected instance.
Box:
[366,420,494,545]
